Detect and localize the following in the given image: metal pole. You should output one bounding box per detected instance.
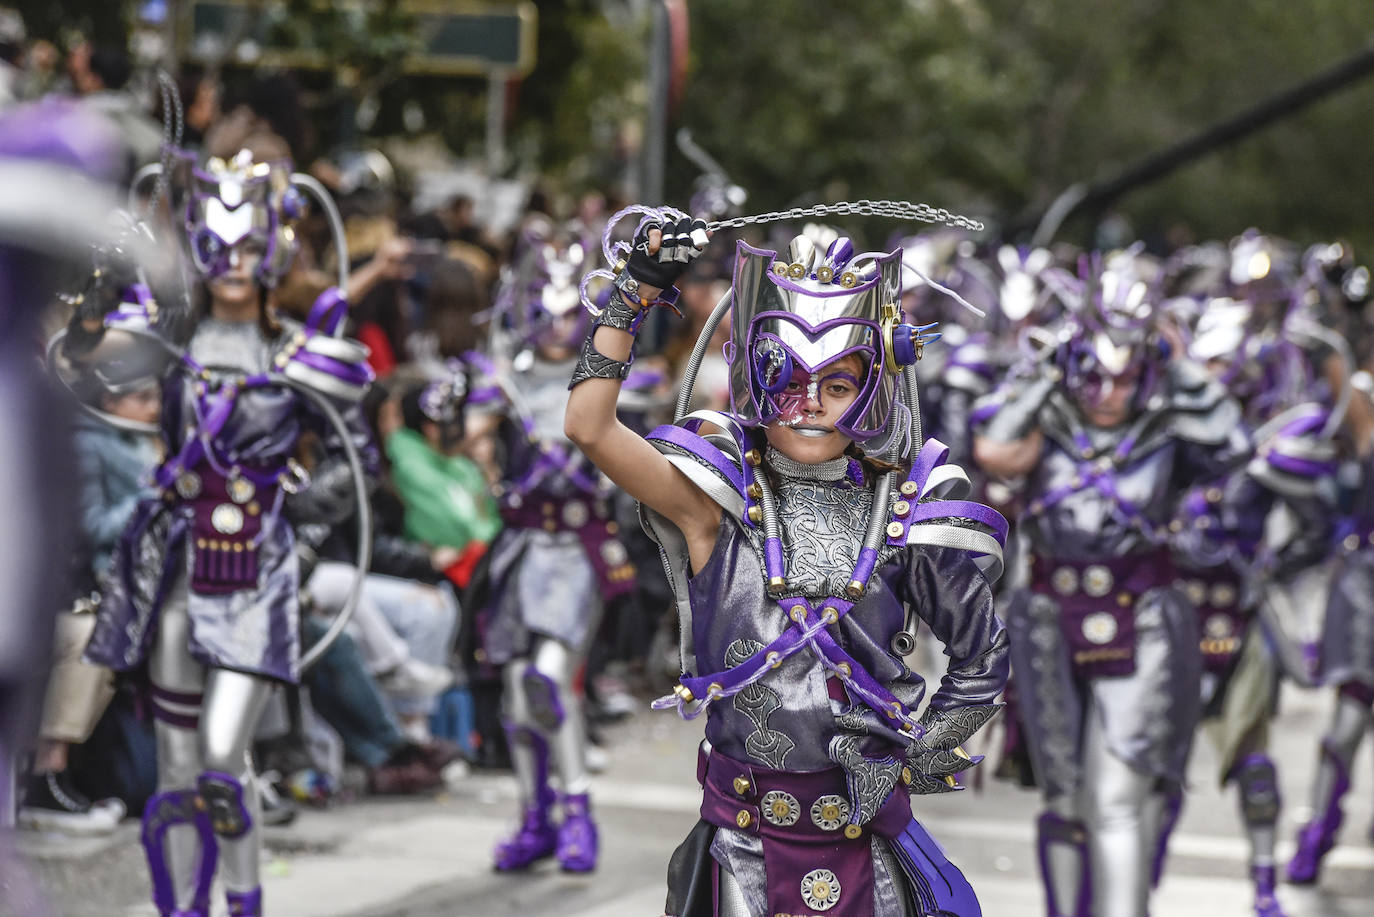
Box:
[1012,38,1374,240]
[485,71,507,177]
[642,0,670,204]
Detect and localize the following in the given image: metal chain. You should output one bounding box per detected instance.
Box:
[705,198,984,233]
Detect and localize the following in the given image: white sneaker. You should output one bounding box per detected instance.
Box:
[379,659,454,697]
[585,744,609,774]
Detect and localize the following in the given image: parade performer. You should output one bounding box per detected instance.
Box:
[475,230,641,874]
[67,145,373,917]
[567,206,1009,917]
[973,251,1247,917]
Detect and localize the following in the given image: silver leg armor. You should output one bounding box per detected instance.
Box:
[1082,708,1155,917]
[145,588,272,916]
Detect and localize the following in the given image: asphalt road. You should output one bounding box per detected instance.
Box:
[16,681,1374,917]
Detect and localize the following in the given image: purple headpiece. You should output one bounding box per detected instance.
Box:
[1056,249,1169,413]
[727,235,931,446]
[183,149,304,288]
[496,229,597,353]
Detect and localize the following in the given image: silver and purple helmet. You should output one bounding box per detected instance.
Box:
[183,149,304,288]
[495,228,599,353]
[727,235,926,446]
[1056,249,1169,413]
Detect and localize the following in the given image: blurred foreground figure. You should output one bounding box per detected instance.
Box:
[64,144,373,916]
[0,97,125,916]
[973,251,1247,917]
[568,210,1009,916]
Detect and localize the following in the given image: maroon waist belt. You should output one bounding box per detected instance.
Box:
[1029,550,1175,679]
[1175,566,1247,673]
[697,747,914,917]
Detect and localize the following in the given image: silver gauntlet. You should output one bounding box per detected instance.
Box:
[596,294,644,333]
[568,329,632,390]
[977,373,1058,442]
[903,703,1001,795]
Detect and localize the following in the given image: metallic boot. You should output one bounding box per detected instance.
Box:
[493,727,558,871]
[226,888,263,917]
[556,793,599,873]
[1036,811,1090,917]
[1286,743,1350,885]
[1252,865,1285,917]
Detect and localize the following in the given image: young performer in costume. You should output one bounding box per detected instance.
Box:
[567,208,1009,917]
[475,229,642,873]
[68,146,373,917]
[973,251,1247,917]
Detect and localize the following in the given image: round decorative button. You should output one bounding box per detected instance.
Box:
[211,503,245,535]
[1051,567,1078,596]
[175,471,202,500]
[761,790,799,827]
[810,795,850,831]
[735,809,752,829]
[1204,613,1234,639]
[1184,580,1208,606]
[843,824,862,839]
[599,539,628,566]
[562,500,590,528]
[1081,612,1118,646]
[227,476,255,504]
[801,868,842,911]
[1209,582,1237,608]
[1082,565,1114,598]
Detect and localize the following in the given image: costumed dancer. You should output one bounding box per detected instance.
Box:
[972,250,1247,917]
[568,207,1010,917]
[475,229,640,873]
[67,145,374,917]
[1166,290,1346,916]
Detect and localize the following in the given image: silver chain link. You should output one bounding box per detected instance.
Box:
[705,199,984,233]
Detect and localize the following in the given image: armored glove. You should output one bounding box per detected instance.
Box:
[904,703,1001,795]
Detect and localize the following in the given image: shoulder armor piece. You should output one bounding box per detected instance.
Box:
[274,289,374,403]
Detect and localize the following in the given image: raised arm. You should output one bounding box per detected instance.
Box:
[565,218,721,553]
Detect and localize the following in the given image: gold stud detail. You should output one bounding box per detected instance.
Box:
[747,505,763,523]
[835,662,851,678]
[771,261,788,276]
[845,580,865,598]
[821,607,839,624]
[746,483,763,499]
[768,576,787,594]
[1117,593,1132,607]
[736,810,753,828]
[707,682,724,697]
[673,685,694,703]
[843,824,862,839]
[839,271,859,288]
[745,449,762,466]
[816,265,835,283]
[887,521,906,539]
[900,480,919,497]
[733,776,751,795]
[893,500,911,516]
[901,767,913,786]
[790,607,806,623]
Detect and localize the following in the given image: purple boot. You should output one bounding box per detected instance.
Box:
[1036,811,1089,917]
[557,793,599,873]
[493,791,559,871]
[1252,865,1285,917]
[226,888,263,916]
[1286,743,1350,885]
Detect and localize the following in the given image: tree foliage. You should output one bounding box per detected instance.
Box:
[668,0,1374,249]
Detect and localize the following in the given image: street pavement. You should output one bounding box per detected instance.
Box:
[16,680,1374,917]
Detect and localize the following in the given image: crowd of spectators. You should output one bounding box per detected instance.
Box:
[3,33,716,839]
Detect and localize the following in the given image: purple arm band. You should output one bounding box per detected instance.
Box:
[291,351,375,386]
[646,423,746,496]
[305,287,348,335]
[1266,450,1337,478]
[852,546,880,586]
[907,500,1009,543]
